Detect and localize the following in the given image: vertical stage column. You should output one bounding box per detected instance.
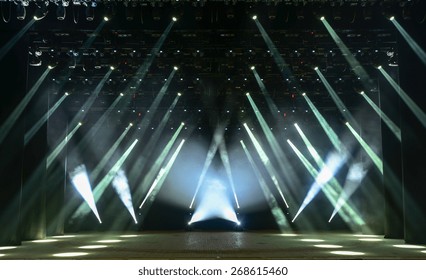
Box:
[399,22,426,244]
[20,66,49,240]
[379,67,404,239]
[0,37,26,245]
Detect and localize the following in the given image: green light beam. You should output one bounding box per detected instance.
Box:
[302,93,345,153]
[189,125,226,209]
[346,122,383,174]
[292,124,365,227]
[379,66,426,128]
[134,68,177,140]
[128,94,180,182]
[287,139,357,225]
[240,140,291,232]
[68,69,113,128]
[243,123,289,208]
[25,93,68,145]
[46,122,82,168]
[218,141,240,208]
[139,139,185,209]
[252,68,280,114]
[391,19,426,66]
[90,123,133,182]
[0,68,50,145]
[74,94,124,153]
[246,92,299,192]
[254,18,300,90]
[126,21,175,94]
[135,123,184,202]
[0,19,35,61]
[316,68,359,128]
[360,91,401,141]
[71,139,138,220]
[321,18,375,91]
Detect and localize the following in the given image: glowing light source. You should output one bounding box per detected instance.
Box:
[69,165,102,223]
[314,244,343,248]
[250,66,255,70]
[189,178,239,225]
[78,245,107,249]
[330,251,365,256]
[300,239,325,242]
[103,16,109,21]
[252,15,257,20]
[320,16,325,21]
[173,66,179,70]
[0,246,17,250]
[53,252,89,257]
[112,170,138,224]
[97,239,122,244]
[389,16,395,21]
[172,16,178,22]
[32,239,59,243]
[393,244,425,249]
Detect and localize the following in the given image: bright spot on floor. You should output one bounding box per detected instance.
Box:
[0,246,17,250]
[393,244,425,249]
[79,245,108,249]
[330,251,365,256]
[96,239,122,243]
[0,254,5,257]
[353,234,381,238]
[314,244,343,248]
[359,238,383,242]
[32,239,58,243]
[300,239,325,242]
[53,252,89,257]
[120,235,139,238]
[421,250,426,254]
[52,235,76,238]
[281,233,298,237]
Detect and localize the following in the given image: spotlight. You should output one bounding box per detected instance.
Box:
[389,16,395,21]
[110,65,115,70]
[173,66,179,70]
[129,123,133,126]
[56,1,68,21]
[177,92,182,96]
[103,16,109,21]
[377,65,382,69]
[302,92,306,96]
[172,16,177,22]
[320,16,325,21]
[250,66,255,70]
[120,92,124,96]
[252,15,257,20]
[85,1,96,21]
[34,1,49,21]
[181,122,185,125]
[48,65,55,69]
[246,92,250,96]
[78,122,83,126]
[65,92,70,96]
[16,1,28,20]
[314,66,319,70]
[360,91,365,95]
[345,121,349,125]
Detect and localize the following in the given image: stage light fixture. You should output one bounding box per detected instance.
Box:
[33,1,49,21]
[302,92,306,96]
[320,16,325,21]
[173,66,179,70]
[65,92,70,96]
[252,15,257,20]
[172,16,177,22]
[85,1,96,21]
[56,1,68,20]
[250,66,255,70]
[246,92,250,96]
[120,92,124,96]
[389,16,395,21]
[314,66,319,70]
[110,65,115,70]
[16,1,28,20]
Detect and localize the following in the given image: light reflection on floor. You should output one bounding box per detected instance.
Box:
[0,232,424,259]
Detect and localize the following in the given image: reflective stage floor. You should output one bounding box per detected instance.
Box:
[1,231,426,259]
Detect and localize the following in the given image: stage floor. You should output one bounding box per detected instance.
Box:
[1,231,426,259]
